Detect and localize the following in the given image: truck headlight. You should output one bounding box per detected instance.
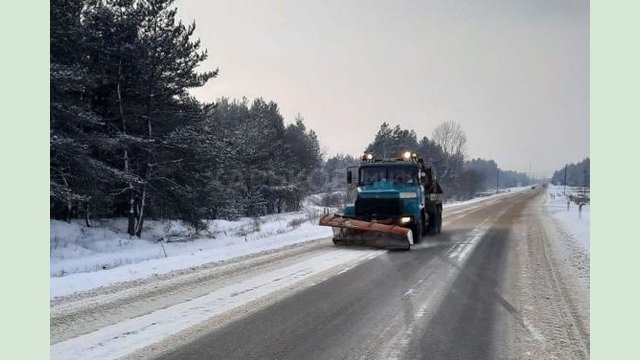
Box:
[399,192,417,199]
[400,216,412,224]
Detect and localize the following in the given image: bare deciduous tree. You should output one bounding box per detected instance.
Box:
[432,121,467,157]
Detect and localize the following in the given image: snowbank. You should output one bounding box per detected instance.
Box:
[545,185,590,253]
[51,208,331,297]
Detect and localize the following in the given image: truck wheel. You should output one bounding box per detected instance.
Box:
[421,212,428,236]
[411,220,422,244]
[426,210,437,235]
[435,207,442,234]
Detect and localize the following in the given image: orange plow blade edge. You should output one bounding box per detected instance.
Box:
[319,214,413,250]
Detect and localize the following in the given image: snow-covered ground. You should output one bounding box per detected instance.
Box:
[545,184,590,254]
[51,207,333,297]
[50,188,530,298]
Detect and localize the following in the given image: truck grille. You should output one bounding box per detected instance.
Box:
[355,198,403,218]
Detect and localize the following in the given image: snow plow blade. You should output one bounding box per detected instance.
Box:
[319,214,413,250]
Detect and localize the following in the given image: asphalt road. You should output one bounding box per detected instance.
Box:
[153,189,585,360]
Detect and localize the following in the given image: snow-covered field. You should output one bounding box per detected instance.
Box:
[545,184,590,254]
[50,188,530,298]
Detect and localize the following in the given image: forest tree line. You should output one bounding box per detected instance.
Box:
[50,0,321,235]
[321,122,533,201]
[551,158,590,187]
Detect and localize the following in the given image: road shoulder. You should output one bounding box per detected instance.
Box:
[506,193,590,359]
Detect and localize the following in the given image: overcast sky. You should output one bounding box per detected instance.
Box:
[177,0,589,176]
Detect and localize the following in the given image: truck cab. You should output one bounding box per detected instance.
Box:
[342,153,443,243]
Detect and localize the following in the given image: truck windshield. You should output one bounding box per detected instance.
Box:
[360,166,386,185]
[389,167,417,184]
[360,166,417,185]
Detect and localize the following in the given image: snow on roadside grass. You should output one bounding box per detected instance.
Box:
[51,208,331,298]
[545,185,590,254]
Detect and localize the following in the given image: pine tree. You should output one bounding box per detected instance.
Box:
[50,0,135,223]
[50,0,217,234]
[365,123,419,158]
[118,0,217,235]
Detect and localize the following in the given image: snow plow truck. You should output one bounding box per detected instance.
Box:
[319,151,443,250]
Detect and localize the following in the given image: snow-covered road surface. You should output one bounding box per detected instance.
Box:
[51,248,383,360]
[51,187,589,360]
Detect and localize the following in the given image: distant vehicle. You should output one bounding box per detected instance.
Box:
[531,185,536,189]
[319,152,443,250]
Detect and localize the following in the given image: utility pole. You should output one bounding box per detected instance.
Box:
[563,164,567,196]
[583,166,588,197]
[496,167,500,194]
[529,162,532,185]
